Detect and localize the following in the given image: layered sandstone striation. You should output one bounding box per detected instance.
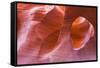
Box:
[17,3,97,65]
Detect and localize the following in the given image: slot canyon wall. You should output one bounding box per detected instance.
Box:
[17,3,97,65]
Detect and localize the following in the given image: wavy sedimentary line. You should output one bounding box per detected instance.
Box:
[71,16,94,50]
[38,6,66,60]
[17,5,55,51]
[17,5,66,63]
[35,6,66,40]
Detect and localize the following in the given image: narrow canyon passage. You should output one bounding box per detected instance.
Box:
[17,3,97,65]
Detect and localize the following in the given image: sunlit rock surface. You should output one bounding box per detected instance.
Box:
[17,3,97,65]
[71,16,94,50]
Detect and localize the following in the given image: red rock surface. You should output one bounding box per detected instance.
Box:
[71,16,94,50]
[17,3,97,65]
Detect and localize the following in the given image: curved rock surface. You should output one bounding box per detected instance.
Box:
[71,16,94,50]
[17,3,97,65]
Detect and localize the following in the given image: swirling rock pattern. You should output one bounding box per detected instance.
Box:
[17,3,97,65]
[71,16,94,50]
